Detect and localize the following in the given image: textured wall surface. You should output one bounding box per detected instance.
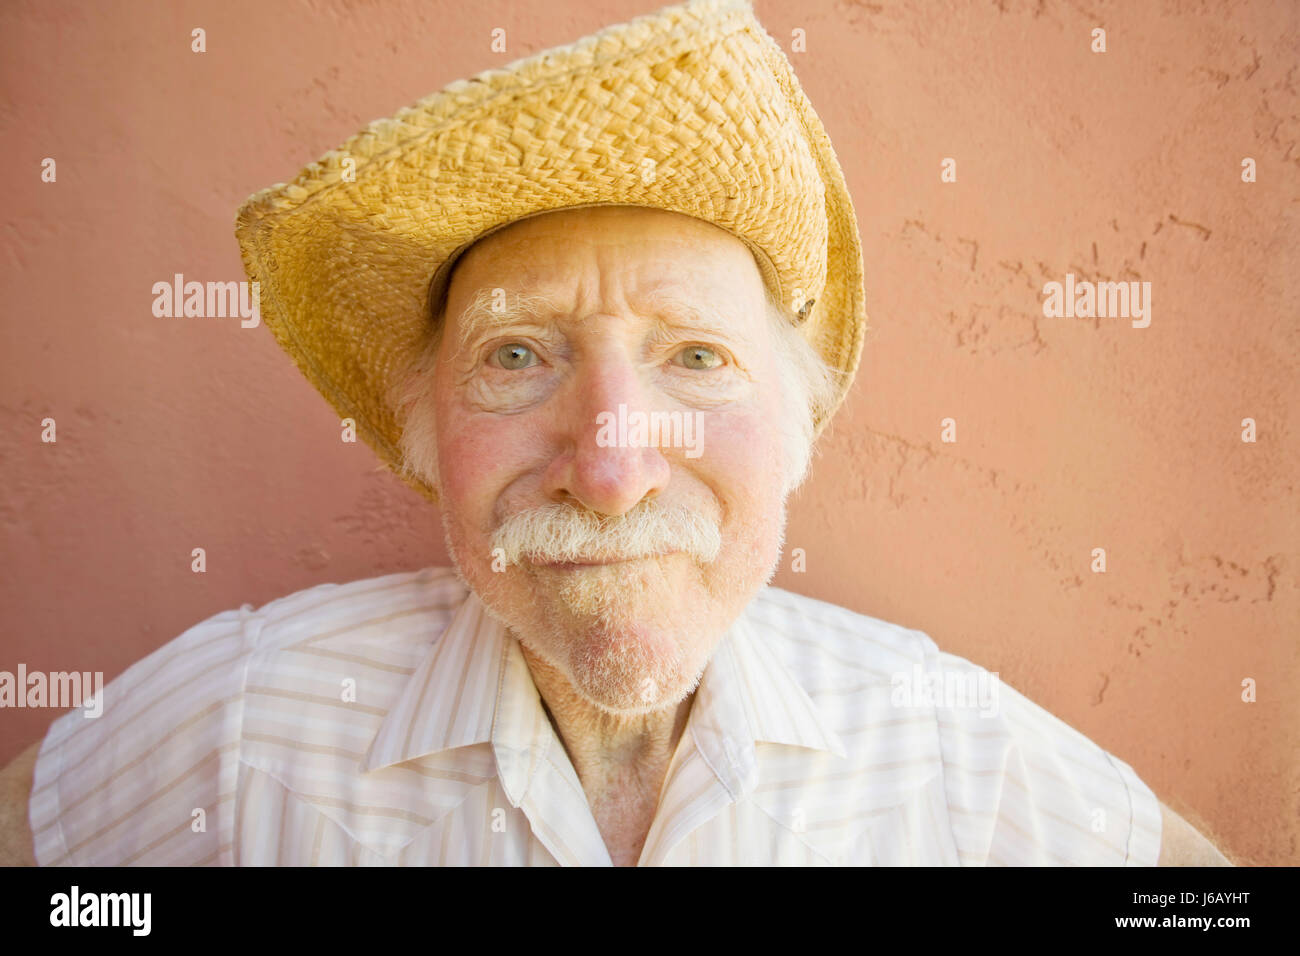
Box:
[1,0,1295,864]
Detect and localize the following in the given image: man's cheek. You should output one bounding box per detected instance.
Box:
[702,409,781,481]
[436,418,507,502]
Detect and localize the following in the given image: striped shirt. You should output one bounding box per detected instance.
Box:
[29,566,1162,866]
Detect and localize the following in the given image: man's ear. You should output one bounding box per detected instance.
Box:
[1156,801,1234,866]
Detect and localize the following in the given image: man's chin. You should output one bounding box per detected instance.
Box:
[546,620,701,714]
[468,557,725,711]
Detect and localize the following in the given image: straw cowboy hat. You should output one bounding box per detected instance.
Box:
[234,0,866,504]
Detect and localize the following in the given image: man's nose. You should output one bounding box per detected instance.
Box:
[543,358,671,517]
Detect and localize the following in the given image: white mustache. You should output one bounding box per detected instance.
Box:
[492,500,722,567]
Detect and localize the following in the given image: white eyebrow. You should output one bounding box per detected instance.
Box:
[452,287,564,351]
[449,285,751,352]
[634,289,749,340]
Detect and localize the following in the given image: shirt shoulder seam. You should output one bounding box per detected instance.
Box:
[916,629,965,866]
[230,602,266,864]
[1099,748,1139,864]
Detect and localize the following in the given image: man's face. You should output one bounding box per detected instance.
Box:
[432,205,791,714]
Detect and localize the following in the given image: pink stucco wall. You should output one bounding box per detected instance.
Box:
[1,0,1295,864]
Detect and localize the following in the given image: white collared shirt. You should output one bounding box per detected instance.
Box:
[29,567,1161,866]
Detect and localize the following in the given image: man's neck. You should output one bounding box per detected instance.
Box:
[518,641,694,865]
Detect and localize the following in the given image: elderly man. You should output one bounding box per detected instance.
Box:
[1,0,1229,866]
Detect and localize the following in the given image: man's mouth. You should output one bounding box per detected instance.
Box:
[531,551,680,570]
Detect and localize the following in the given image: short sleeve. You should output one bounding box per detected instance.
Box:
[28,604,258,866]
[917,634,1163,866]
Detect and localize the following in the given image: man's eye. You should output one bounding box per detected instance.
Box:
[674,345,722,370]
[493,343,537,370]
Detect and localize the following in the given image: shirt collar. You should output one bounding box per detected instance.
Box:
[687,608,848,797]
[361,589,507,772]
[362,584,847,794]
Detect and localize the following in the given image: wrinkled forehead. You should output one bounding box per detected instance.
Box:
[430,205,775,327]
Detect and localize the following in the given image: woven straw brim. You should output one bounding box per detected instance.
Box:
[234,0,865,504]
